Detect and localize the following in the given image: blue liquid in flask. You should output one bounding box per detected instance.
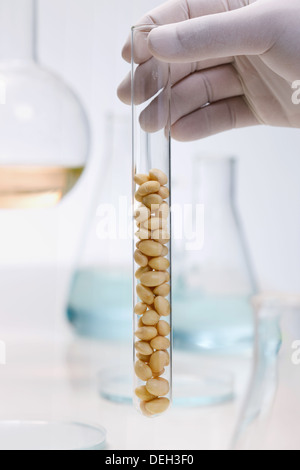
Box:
[67,269,253,354]
[67,268,132,341]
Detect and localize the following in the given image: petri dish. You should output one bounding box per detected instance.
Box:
[98,355,234,407]
[0,421,106,451]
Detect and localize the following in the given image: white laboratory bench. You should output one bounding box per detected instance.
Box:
[0,332,247,450]
[0,268,299,450]
[0,331,300,450]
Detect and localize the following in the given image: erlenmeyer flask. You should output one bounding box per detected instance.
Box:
[233,294,300,450]
[67,113,132,341]
[173,155,258,354]
[0,0,89,209]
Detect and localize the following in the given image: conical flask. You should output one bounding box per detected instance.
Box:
[173,155,258,354]
[0,0,89,209]
[67,113,132,341]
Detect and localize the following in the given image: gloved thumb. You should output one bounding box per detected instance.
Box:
[148,2,274,63]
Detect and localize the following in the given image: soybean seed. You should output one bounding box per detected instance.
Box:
[134,250,148,268]
[142,310,160,326]
[138,181,160,197]
[135,229,150,240]
[135,385,156,402]
[146,378,170,397]
[143,194,163,209]
[135,191,143,203]
[162,349,170,366]
[134,205,150,223]
[134,174,149,185]
[161,245,169,256]
[157,320,171,336]
[135,266,151,280]
[150,336,170,350]
[158,186,170,200]
[136,285,155,305]
[134,302,147,315]
[154,296,170,316]
[142,217,167,231]
[140,401,153,417]
[149,257,170,271]
[149,204,160,215]
[135,361,153,381]
[149,169,168,186]
[135,341,153,355]
[152,368,165,377]
[154,202,169,219]
[140,271,167,287]
[136,353,151,362]
[139,240,163,257]
[135,326,157,341]
[145,397,170,415]
[138,317,144,327]
[158,238,170,245]
[153,283,170,297]
[149,350,169,373]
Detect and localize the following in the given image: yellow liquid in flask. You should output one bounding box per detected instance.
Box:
[0,166,84,209]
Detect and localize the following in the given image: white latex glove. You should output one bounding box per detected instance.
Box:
[118,0,300,141]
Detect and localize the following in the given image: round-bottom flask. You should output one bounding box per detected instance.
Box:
[0,0,89,209]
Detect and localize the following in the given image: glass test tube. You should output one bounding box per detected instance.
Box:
[132,25,172,417]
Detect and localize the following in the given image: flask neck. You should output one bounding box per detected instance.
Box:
[0,0,36,62]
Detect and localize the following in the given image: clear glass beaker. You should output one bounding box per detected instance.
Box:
[233,294,300,450]
[132,24,172,417]
[0,0,89,209]
[172,155,257,354]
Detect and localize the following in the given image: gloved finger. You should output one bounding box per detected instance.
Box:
[126,24,158,65]
[118,59,169,106]
[148,2,273,63]
[117,72,131,105]
[122,0,244,63]
[139,89,170,134]
[169,64,243,125]
[139,64,243,130]
[171,96,259,141]
[117,56,234,105]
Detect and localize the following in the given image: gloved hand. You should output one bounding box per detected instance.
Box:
[117,0,300,141]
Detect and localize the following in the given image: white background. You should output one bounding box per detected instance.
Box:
[0,0,299,296]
